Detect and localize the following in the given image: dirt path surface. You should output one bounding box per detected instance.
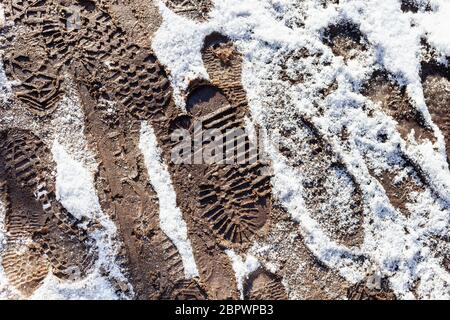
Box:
[0,129,96,296]
[0,0,449,300]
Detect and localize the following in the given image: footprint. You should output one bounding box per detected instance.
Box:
[0,129,96,296]
[50,3,207,299]
[182,86,269,244]
[322,20,367,62]
[244,268,287,300]
[163,279,207,300]
[4,43,64,117]
[347,276,396,300]
[277,116,365,247]
[251,217,352,300]
[162,0,213,21]
[168,34,273,246]
[363,71,435,144]
[3,0,49,26]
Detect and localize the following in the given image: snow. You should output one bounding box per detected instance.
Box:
[30,272,120,300]
[0,45,129,297]
[0,4,11,104]
[225,249,260,299]
[0,0,448,300]
[50,86,99,172]
[0,60,11,104]
[154,0,450,299]
[52,142,102,222]
[139,121,199,279]
[0,3,5,29]
[0,76,98,173]
[414,1,450,56]
[29,141,132,300]
[267,141,366,283]
[0,142,132,300]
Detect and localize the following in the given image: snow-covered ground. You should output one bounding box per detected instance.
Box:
[0,0,448,299]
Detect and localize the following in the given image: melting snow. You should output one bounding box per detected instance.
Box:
[139,121,199,279]
[0,60,11,104]
[30,142,132,300]
[225,249,260,299]
[52,142,102,222]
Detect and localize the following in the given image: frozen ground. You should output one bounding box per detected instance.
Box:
[0,0,449,299]
[154,0,450,299]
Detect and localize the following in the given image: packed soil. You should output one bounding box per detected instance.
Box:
[0,0,448,300]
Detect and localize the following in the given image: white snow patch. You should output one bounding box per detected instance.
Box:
[414,1,450,56]
[225,249,260,299]
[50,87,98,172]
[30,272,120,300]
[139,121,199,279]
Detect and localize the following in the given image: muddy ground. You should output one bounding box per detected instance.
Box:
[0,0,448,300]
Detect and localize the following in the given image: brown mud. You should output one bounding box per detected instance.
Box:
[1,0,203,299]
[347,276,397,300]
[363,71,435,144]
[4,0,447,301]
[244,268,287,300]
[162,0,213,21]
[0,128,95,296]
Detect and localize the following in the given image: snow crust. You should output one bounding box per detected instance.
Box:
[139,121,199,279]
[225,249,260,299]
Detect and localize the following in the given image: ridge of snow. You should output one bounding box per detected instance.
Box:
[225,250,260,299]
[139,121,199,279]
[0,4,5,29]
[0,60,11,104]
